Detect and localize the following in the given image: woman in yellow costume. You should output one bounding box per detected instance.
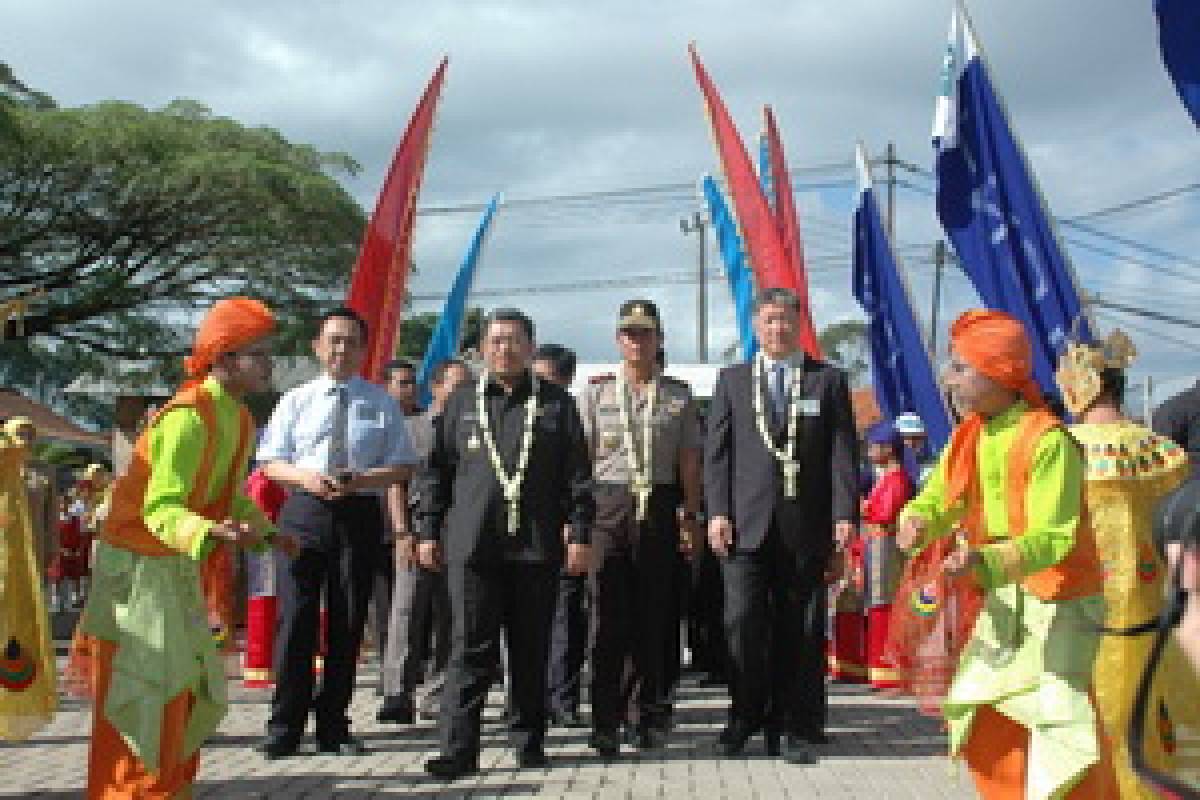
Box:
[0,416,57,741]
[1056,329,1195,798]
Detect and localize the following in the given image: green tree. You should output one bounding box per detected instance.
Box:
[0,67,365,359]
[819,319,869,386]
[394,307,484,363]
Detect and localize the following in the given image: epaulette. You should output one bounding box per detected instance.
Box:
[589,373,616,384]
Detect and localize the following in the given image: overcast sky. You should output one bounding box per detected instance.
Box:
[4,0,1197,402]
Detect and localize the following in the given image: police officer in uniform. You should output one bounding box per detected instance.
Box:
[578,299,703,756]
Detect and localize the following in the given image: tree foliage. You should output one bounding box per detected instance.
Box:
[394,307,484,363]
[818,319,869,386]
[0,65,366,361]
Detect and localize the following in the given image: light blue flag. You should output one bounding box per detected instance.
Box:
[853,144,952,451]
[702,175,757,361]
[933,0,1090,394]
[416,193,501,404]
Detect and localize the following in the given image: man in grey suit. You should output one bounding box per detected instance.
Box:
[704,288,858,764]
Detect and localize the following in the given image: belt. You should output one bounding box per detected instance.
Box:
[594,481,679,492]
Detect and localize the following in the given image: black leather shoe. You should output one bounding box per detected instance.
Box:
[802,730,830,746]
[376,701,415,724]
[633,727,666,750]
[256,734,301,760]
[549,709,587,728]
[425,754,479,781]
[317,736,366,756]
[589,729,620,758]
[517,747,549,769]
[717,720,762,758]
[780,735,816,765]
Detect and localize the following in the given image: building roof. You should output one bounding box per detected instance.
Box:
[0,389,108,448]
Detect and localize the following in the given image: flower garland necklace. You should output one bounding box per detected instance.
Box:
[476,370,539,535]
[752,352,802,497]
[616,368,657,521]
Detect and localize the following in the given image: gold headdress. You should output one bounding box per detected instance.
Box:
[1055,328,1137,415]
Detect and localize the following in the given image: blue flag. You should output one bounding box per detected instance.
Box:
[1155,0,1200,128]
[416,193,501,404]
[702,175,758,361]
[853,144,952,451]
[933,1,1090,394]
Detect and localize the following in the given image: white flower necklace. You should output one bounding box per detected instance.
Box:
[476,370,540,535]
[752,352,802,498]
[616,369,657,521]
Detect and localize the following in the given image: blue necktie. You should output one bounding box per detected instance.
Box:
[770,363,788,425]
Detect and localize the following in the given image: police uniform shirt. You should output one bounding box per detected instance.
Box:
[578,373,701,486]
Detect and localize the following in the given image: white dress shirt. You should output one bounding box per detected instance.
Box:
[257,374,417,473]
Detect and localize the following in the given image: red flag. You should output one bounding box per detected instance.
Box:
[763,105,822,359]
[346,57,448,381]
[688,45,821,358]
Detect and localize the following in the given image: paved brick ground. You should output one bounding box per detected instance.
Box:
[0,650,976,799]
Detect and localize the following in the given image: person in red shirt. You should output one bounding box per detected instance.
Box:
[47,494,84,611]
[860,421,913,689]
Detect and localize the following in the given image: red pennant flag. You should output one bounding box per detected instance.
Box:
[763,105,822,359]
[346,57,448,382]
[688,44,821,358]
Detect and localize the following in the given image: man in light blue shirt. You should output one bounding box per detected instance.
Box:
[256,307,416,759]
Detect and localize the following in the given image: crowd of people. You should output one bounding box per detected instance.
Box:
[1,288,1200,798]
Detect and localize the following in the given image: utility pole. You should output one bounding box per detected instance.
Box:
[930,240,946,356]
[885,141,897,240]
[679,210,708,363]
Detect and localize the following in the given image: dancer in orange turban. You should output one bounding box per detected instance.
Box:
[73,297,296,799]
[889,310,1117,799]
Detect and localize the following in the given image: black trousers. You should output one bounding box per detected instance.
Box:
[440,559,558,761]
[545,572,588,715]
[268,492,382,742]
[369,537,395,671]
[687,538,727,678]
[721,523,827,736]
[589,484,680,734]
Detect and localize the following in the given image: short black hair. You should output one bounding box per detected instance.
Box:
[533,344,577,384]
[482,308,535,341]
[752,287,801,314]
[383,359,416,381]
[1098,367,1127,407]
[317,307,369,341]
[430,358,468,386]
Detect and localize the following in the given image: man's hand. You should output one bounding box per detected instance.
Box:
[417,540,443,572]
[708,515,734,558]
[394,534,416,570]
[302,471,342,501]
[273,533,301,558]
[678,515,702,561]
[565,542,591,575]
[210,519,266,550]
[896,515,927,552]
[834,520,855,550]
[941,539,980,579]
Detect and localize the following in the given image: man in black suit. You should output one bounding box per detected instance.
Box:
[704,287,858,764]
[415,309,595,780]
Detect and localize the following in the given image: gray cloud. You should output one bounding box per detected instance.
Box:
[3,0,1196,392]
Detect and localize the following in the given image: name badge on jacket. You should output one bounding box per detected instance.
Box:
[798,398,821,417]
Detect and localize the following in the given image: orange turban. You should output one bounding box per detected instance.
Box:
[949,310,1042,408]
[183,297,275,378]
